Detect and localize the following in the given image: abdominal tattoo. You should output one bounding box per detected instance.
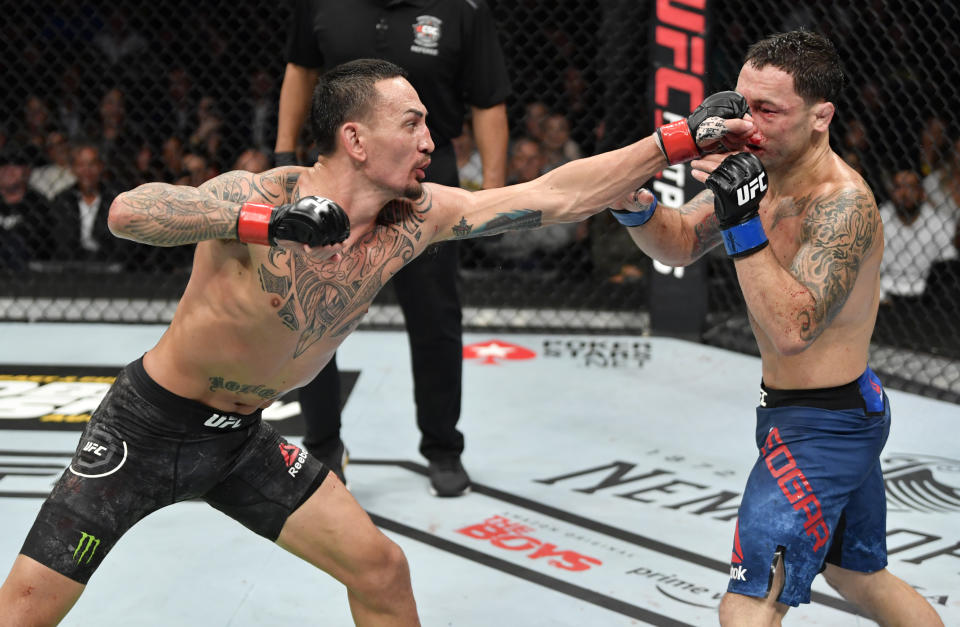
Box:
[259,196,426,357]
[208,377,278,399]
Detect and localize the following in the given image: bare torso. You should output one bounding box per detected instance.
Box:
[144,192,432,413]
[748,152,883,389]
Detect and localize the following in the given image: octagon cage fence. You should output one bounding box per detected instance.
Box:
[1,1,958,403]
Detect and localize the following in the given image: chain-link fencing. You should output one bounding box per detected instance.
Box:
[1,1,957,400]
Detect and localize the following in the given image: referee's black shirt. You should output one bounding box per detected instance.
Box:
[286,0,511,148]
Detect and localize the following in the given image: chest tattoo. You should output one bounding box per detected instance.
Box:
[257,199,425,357]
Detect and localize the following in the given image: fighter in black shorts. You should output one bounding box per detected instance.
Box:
[0,58,757,625]
[22,358,329,584]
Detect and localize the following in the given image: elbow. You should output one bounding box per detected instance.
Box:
[773,333,814,357]
[657,252,695,268]
[107,193,132,239]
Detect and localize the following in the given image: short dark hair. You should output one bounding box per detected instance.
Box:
[744,30,844,104]
[309,58,409,156]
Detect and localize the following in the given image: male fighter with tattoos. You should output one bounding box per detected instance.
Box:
[0,58,755,625]
[612,31,943,626]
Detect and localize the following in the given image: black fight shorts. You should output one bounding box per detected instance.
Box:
[20,358,329,584]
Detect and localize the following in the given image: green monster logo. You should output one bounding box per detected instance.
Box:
[73,531,100,564]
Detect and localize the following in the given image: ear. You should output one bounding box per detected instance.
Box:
[812,102,834,132]
[340,122,367,163]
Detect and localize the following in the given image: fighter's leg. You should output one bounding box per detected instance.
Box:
[205,424,419,625]
[821,565,943,626]
[0,555,84,627]
[718,554,790,626]
[276,476,419,626]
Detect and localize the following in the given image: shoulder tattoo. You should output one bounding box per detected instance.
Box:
[790,189,878,339]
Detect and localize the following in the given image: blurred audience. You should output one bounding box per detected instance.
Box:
[29,130,76,201]
[0,143,53,269]
[505,136,544,185]
[231,68,278,155]
[188,96,226,171]
[50,143,121,265]
[521,101,549,143]
[233,148,270,174]
[90,87,142,190]
[472,137,589,275]
[159,135,186,183]
[879,170,958,302]
[923,134,960,221]
[920,116,949,178]
[452,119,483,192]
[540,111,582,171]
[176,149,216,187]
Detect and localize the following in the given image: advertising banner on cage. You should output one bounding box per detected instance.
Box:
[648,0,711,339]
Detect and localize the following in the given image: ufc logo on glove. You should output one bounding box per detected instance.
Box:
[736,172,767,206]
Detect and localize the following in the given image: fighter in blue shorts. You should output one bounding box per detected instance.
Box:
[730,367,890,606]
[614,30,943,625]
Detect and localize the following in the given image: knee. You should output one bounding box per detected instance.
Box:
[357,539,410,596]
[718,593,737,626]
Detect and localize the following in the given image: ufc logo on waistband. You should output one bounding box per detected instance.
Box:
[736,172,767,205]
[204,413,243,429]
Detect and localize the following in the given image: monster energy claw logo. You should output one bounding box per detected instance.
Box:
[74,531,100,564]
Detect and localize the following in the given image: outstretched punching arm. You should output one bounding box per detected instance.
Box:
[427,92,755,243]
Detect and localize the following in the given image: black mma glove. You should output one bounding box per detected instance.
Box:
[654,91,750,165]
[237,196,350,247]
[274,151,298,167]
[705,152,769,258]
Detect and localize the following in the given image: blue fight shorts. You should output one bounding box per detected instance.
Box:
[727,367,890,606]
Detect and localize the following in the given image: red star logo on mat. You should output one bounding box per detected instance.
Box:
[463,340,536,365]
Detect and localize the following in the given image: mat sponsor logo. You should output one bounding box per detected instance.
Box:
[0,375,114,426]
[882,453,960,514]
[542,339,652,368]
[457,515,602,571]
[626,565,723,609]
[73,531,100,564]
[279,443,307,477]
[0,367,360,434]
[463,340,536,365]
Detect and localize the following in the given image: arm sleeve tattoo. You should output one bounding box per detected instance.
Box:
[678,189,722,260]
[447,209,543,240]
[790,190,878,341]
[116,169,300,246]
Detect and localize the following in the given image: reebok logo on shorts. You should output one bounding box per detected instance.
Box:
[729,520,748,581]
[278,443,307,478]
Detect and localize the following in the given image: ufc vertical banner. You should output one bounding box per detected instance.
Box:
[648,0,710,340]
